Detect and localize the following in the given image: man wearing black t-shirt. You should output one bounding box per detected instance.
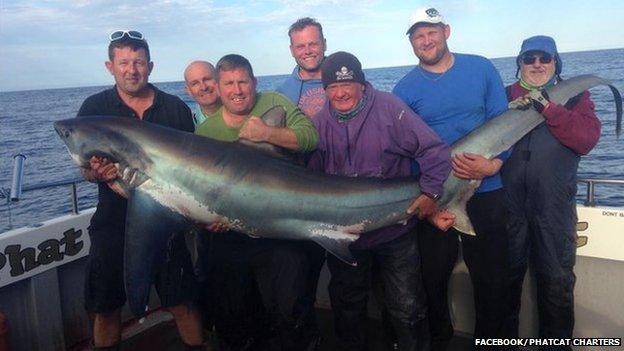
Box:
[77,30,204,351]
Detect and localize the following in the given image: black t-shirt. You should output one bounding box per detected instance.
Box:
[76,85,194,231]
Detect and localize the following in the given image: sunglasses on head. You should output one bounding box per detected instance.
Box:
[109,30,144,42]
[521,54,553,65]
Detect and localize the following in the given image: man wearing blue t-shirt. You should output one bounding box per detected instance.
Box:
[276,17,328,348]
[276,17,326,118]
[393,7,512,350]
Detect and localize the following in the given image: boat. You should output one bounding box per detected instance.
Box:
[1,152,623,350]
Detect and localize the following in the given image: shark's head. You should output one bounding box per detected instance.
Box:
[54,116,151,170]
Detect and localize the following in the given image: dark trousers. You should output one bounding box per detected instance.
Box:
[506,195,576,350]
[198,232,309,351]
[418,189,511,350]
[250,240,309,351]
[293,241,326,347]
[327,232,429,351]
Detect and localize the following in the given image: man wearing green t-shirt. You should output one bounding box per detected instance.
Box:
[195,54,318,350]
[196,56,317,150]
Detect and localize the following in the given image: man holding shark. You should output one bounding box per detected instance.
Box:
[309,51,454,351]
[194,54,319,350]
[503,35,601,348]
[393,7,512,349]
[77,31,204,351]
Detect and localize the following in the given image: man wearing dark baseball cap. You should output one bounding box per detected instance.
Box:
[308,51,454,350]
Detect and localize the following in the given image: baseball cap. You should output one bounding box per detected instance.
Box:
[406,7,445,35]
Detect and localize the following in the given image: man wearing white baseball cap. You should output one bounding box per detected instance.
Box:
[405,7,445,33]
[394,7,513,350]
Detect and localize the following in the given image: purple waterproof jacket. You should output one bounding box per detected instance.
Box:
[308,83,451,249]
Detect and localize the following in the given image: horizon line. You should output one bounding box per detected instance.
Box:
[2,47,622,94]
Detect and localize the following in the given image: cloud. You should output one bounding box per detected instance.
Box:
[2,0,624,91]
[0,0,485,91]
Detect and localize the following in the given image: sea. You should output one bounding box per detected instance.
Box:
[1,48,623,233]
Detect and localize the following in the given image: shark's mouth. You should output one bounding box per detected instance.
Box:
[84,150,117,162]
[69,150,120,169]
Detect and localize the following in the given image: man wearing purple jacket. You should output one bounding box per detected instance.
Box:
[308,51,453,351]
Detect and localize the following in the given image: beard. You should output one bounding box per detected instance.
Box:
[417,42,449,66]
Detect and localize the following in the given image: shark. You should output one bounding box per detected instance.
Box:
[54,75,621,316]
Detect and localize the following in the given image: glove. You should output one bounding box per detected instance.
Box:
[528,89,550,113]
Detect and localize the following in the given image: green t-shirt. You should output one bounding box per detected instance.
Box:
[194,92,317,152]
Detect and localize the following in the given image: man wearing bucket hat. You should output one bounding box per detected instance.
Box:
[502,35,600,346]
[308,51,454,351]
[393,7,512,349]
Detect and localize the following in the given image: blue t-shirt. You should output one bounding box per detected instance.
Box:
[193,106,209,126]
[393,53,508,193]
[276,67,325,118]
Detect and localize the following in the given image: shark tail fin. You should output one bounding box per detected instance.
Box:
[607,84,622,137]
[547,75,622,137]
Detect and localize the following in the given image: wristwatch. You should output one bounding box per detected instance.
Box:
[423,192,440,201]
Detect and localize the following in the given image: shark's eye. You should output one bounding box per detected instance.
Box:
[64,130,70,138]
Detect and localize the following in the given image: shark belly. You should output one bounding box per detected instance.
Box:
[137,179,221,225]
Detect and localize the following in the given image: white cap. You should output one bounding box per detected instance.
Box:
[406,7,445,35]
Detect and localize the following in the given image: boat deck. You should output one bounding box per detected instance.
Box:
[70,308,473,350]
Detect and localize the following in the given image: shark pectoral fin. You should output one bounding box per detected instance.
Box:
[260,105,287,127]
[451,211,476,236]
[108,165,150,198]
[446,179,479,236]
[310,230,358,266]
[124,189,190,317]
[238,105,296,161]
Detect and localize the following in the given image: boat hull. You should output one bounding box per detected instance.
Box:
[1,205,623,350]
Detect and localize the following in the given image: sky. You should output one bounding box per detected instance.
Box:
[1,0,623,92]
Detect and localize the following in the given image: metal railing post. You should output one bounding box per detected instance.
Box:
[585,180,595,207]
[71,183,79,214]
[10,154,26,201]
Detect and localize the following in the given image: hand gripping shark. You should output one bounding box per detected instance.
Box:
[54,75,621,317]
